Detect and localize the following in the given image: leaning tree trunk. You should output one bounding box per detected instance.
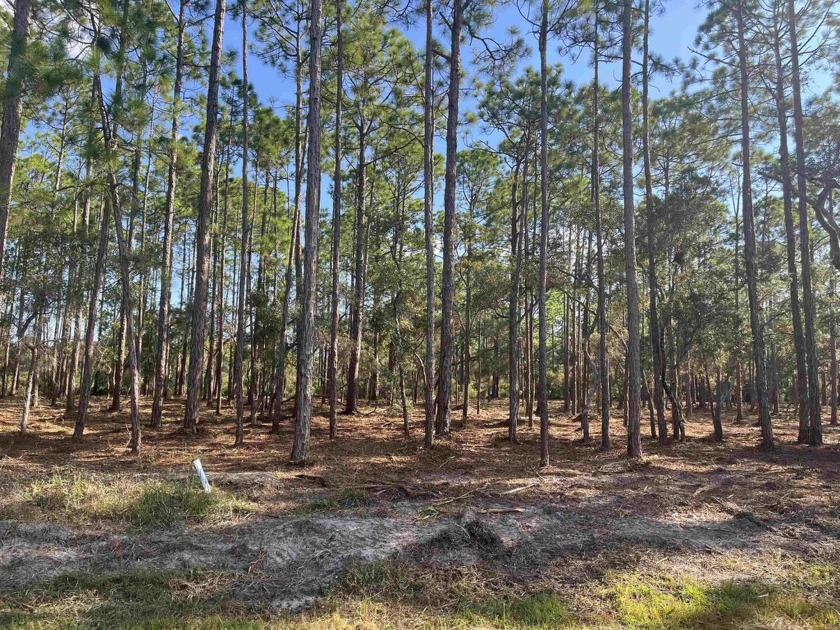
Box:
[184,0,225,430]
[94,73,142,453]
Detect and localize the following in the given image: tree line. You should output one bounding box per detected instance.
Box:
[1,0,838,463]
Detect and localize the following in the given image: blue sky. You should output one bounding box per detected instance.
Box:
[236,0,708,125]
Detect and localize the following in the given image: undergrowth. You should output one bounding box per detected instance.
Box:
[1,473,252,529]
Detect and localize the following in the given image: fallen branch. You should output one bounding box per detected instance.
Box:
[499,482,540,495]
[477,507,527,514]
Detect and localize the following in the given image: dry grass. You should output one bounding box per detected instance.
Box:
[1,395,840,627]
[2,395,838,519]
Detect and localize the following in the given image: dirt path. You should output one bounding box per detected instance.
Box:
[3,487,834,612]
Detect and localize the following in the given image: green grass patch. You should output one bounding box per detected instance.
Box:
[5,473,253,530]
[295,489,370,515]
[458,592,574,628]
[337,560,576,629]
[607,571,840,629]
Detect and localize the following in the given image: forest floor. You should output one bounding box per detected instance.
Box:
[0,396,839,629]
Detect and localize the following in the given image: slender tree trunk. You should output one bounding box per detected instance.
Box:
[0,0,32,313]
[74,198,109,439]
[290,0,323,464]
[20,313,41,434]
[345,131,366,414]
[422,0,436,447]
[713,366,724,442]
[641,0,666,444]
[184,0,225,430]
[831,279,838,426]
[787,0,821,445]
[234,0,250,446]
[622,0,642,458]
[462,239,471,428]
[435,0,464,437]
[735,0,773,450]
[272,25,305,426]
[327,0,343,440]
[768,8,808,441]
[509,158,523,442]
[538,0,550,466]
[592,2,609,450]
[93,72,142,452]
[151,0,186,428]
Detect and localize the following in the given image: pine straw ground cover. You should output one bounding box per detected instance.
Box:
[0,396,839,628]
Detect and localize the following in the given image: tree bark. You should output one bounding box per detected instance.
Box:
[151,0,187,428]
[234,0,250,446]
[787,0,821,445]
[735,0,773,450]
[622,0,642,458]
[345,129,367,414]
[592,2,609,450]
[436,0,465,437]
[641,0,666,445]
[0,0,32,312]
[538,0,550,466]
[327,0,343,440]
[184,0,225,430]
[422,0,436,447]
[290,0,323,464]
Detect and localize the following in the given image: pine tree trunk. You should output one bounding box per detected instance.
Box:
[151,0,186,428]
[290,0,323,464]
[538,0,550,466]
[345,132,366,414]
[735,0,773,450]
[435,0,464,437]
[234,0,250,446]
[622,0,642,458]
[509,158,523,442]
[74,199,109,439]
[184,0,225,430]
[20,313,41,434]
[422,0,436,447]
[787,0,821,445]
[0,0,31,313]
[327,0,343,440]
[769,10,808,441]
[642,0,667,444]
[831,292,838,425]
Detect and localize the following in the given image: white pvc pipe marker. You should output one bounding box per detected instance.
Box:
[192,459,212,493]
